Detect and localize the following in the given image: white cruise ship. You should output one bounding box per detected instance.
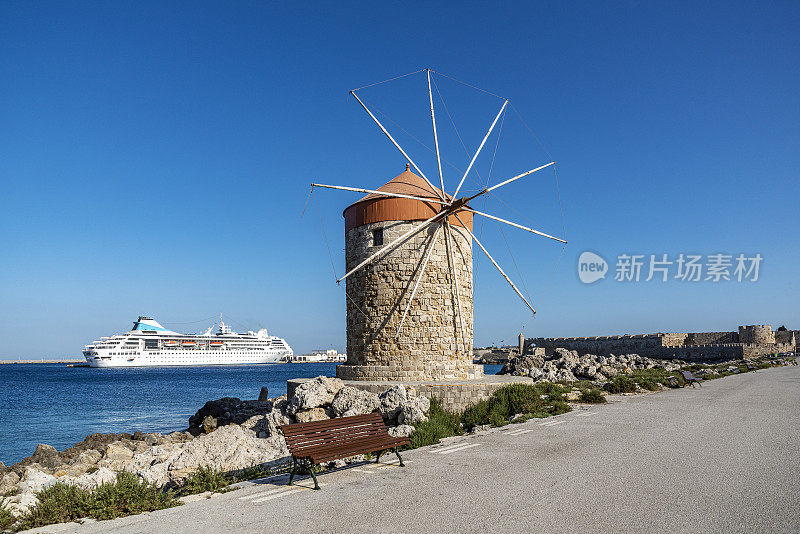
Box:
[83,316,293,368]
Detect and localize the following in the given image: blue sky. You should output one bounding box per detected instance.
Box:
[1,1,798,358]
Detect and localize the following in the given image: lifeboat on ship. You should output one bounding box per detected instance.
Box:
[182,340,197,347]
[164,340,178,346]
[209,340,224,347]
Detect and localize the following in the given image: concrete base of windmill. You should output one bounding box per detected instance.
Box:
[335,361,484,382]
[287,374,534,413]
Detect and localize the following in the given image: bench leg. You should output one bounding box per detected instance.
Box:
[393,448,405,467]
[288,458,298,486]
[307,460,320,490]
[696,380,702,387]
[375,450,383,464]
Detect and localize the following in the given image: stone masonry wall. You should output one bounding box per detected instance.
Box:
[739,325,776,345]
[775,330,798,350]
[528,332,794,362]
[686,332,739,345]
[339,220,482,381]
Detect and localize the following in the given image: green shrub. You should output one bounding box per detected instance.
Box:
[408,398,463,449]
[578,389,607,404]
[461,383,572,431]
[0,497,14,532]
[15,483,91,530]
[16,472,180,531]
[605,376,637,394]
[461,401,492,431]
[488,410,508,428]
[637,378,660,391]
[85,472,179,521]
[179,467,232,496]
[549,400,572,416]
[535,382,569,399]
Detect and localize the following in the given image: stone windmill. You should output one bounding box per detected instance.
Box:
[311,69,566,383]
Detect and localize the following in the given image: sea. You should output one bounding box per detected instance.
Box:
[0,362,503,466]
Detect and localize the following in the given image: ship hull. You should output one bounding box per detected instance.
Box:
[85,350,291,368]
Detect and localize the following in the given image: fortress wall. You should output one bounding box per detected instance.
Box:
[660,344,744,361]
[687,332,739,345]
[742,341,794,358]
[661,333,688,347]
[775,330,798,349]
[531,335,665,358]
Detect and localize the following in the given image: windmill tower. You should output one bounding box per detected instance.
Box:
[338,164,480,381]
[311,69,567,387]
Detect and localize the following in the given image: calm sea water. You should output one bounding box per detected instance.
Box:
[0,363,502,465]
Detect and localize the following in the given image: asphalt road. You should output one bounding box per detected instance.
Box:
[31,363,800,534]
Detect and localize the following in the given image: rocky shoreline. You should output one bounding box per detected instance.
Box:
[498,348,686,382]
[0,377,430,517]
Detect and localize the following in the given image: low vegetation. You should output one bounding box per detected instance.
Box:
[578,388,607,403]
[603,375,637,394]
[14,472,180,531]
[462,383,572,431]
[408,398,463,449]
[178,466,232,496]
[0,498,14,532]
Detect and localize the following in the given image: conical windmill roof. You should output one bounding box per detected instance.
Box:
[343,164,472,232]
[352,164,451,204]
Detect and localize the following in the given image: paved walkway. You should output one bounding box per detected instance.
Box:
[31,364,800,533]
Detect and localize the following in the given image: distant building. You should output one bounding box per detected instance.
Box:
[291,349,347,363]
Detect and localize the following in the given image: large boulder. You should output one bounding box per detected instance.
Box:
[330,387,380,417]
[17,467,57,494]
[574,364,599,380]
[31,443,63,470]
[553,348,580,367]
[104,442,134,462]
[294,407,330,423]
[287,376,344,414]
[188,397,273,434]
[69,449,102,467]
[137,424,289,486]
[71,467,116,490]
[598,365,618,378]
[387,425,415,438]
[396,402,427,425]
[499,353,545,376]
[378,385,408,421]
[0,471,20,494]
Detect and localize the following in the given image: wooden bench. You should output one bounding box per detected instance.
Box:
[278,411,410,490]
[681,370,703,387]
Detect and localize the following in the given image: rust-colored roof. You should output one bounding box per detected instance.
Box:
[343,164,472,233]
[350,164,450,205]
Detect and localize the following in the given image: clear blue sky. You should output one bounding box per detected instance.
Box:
[1,1,798,358]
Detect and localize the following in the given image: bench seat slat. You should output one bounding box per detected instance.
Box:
[292,435,409,460]
[284,426,388,446]
[282,421,387,440]
[280,413,378,433]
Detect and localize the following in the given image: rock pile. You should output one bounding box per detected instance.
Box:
[0,377,430,517]
[499,348,684,383]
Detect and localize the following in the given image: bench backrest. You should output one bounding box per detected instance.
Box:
[681,370,696,380]
[279,412,389,457]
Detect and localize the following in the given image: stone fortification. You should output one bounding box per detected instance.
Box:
[530,324,795,362]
